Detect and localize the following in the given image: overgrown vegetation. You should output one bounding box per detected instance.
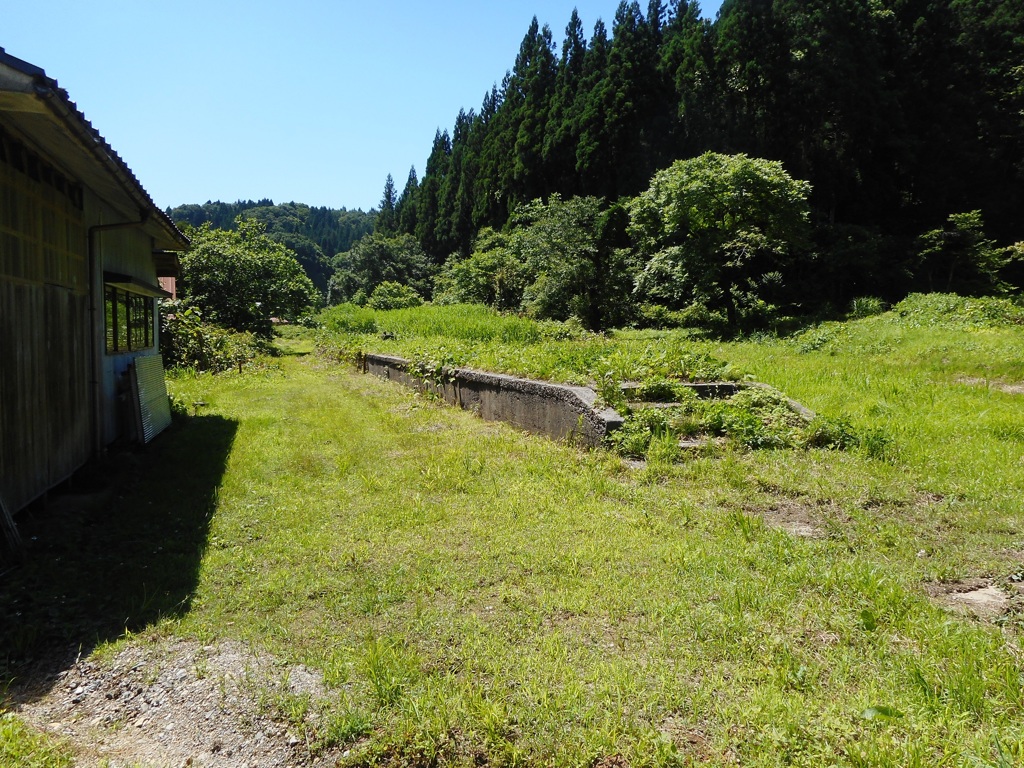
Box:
[159,303,267,373]
[321,303,896,460]
[6,300,1024,766]
[317,302,739,386]
[158,217,320,372]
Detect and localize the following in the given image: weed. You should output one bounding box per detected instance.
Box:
[318,705,372,749]
[849,296,888,319]
[0,712,73,767]
[609,409,671,458]
[362,638,418,710]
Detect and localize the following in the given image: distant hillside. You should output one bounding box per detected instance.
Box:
[167,200,376,294]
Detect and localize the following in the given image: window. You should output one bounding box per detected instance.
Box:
[104,286,154,353]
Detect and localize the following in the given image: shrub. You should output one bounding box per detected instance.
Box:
[159,303,262,373]
[609,409,671,458]
[634,303,687,329]
[320,303,379,334]
[633,378,701,404]
[802,416,860,450]
[892,293,1024,329]
[366,282,424,310]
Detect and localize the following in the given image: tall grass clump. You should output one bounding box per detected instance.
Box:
[320,302,379,334]
[322,303,549,344]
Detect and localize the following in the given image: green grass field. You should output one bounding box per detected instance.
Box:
[4,296,1024,766]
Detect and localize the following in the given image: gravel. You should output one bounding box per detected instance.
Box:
[11,639,348,768]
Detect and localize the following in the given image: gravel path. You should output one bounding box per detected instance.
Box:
[12,639,347,768]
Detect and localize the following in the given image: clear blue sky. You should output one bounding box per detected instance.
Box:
[4,1,723,212]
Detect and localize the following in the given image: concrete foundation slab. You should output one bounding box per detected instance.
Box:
[362,353,624,447]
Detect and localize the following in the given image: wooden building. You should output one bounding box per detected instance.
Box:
[0,47,189,514]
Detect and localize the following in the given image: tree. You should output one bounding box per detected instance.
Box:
[507,18,558,207]
[915,210,1015,295]
[432,228,528,310]
[375,174,398,235]
[396,166,420,235]
[329,232,432,305]
[415,130,453,262]
[433,196,632,328]
[574,19,612,196]
[438,110,480,257]
[178,218,318,337]
[510,195,611,326]
[629,152,811,330]
[544,9,589,197]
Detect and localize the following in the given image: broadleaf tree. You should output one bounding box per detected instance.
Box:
[629,152,811,329]
[178,218,318,337]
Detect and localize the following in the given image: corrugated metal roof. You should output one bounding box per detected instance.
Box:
[0,46,189,250]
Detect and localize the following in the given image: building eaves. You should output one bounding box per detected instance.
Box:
[0,46,189,250]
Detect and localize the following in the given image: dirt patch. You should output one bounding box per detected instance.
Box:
[748,499,822,539]
[592,754,630,768]
[925,579,1011,621]
[956,377,1024,395]
[11,639,346,768]
[658,717,715,762]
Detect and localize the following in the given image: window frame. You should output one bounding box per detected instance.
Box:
[104,285,155,354]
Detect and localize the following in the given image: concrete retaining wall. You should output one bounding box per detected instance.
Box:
[362,353,624,446]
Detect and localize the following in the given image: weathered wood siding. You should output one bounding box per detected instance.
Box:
[85,193,163,446]
[0,129,91,512]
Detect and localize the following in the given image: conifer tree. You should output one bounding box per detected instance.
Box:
[396,166,419,236]
[544,9,589,197]
[472,82,509,230]
[416,130,453,263]
[509,18,558,205]
[438,109,480,257]
[375,174,398,235]
[574,19,612,196]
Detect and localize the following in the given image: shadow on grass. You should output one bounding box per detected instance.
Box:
[0,413,237,700]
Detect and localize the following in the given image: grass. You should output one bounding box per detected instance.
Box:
[3,295,1024,766]
[0,712,72,767]
[318,302,740,385]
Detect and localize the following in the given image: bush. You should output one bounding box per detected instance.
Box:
[892,293,1024,329]
[319,303,379,334]
[632,378,701,404]
[366,281,424,310]
[802,416,859,450]
[160,303,262,373]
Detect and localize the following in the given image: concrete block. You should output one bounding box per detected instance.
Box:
[362,353,624,447]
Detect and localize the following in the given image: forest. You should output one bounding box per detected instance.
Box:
[167,200,375,294]
[364,0,1024,330]
[167,0,1023,335]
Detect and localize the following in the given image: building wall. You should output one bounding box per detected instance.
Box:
[85,192,163,446]
[0,124,168,512]
[0,127,92,512]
